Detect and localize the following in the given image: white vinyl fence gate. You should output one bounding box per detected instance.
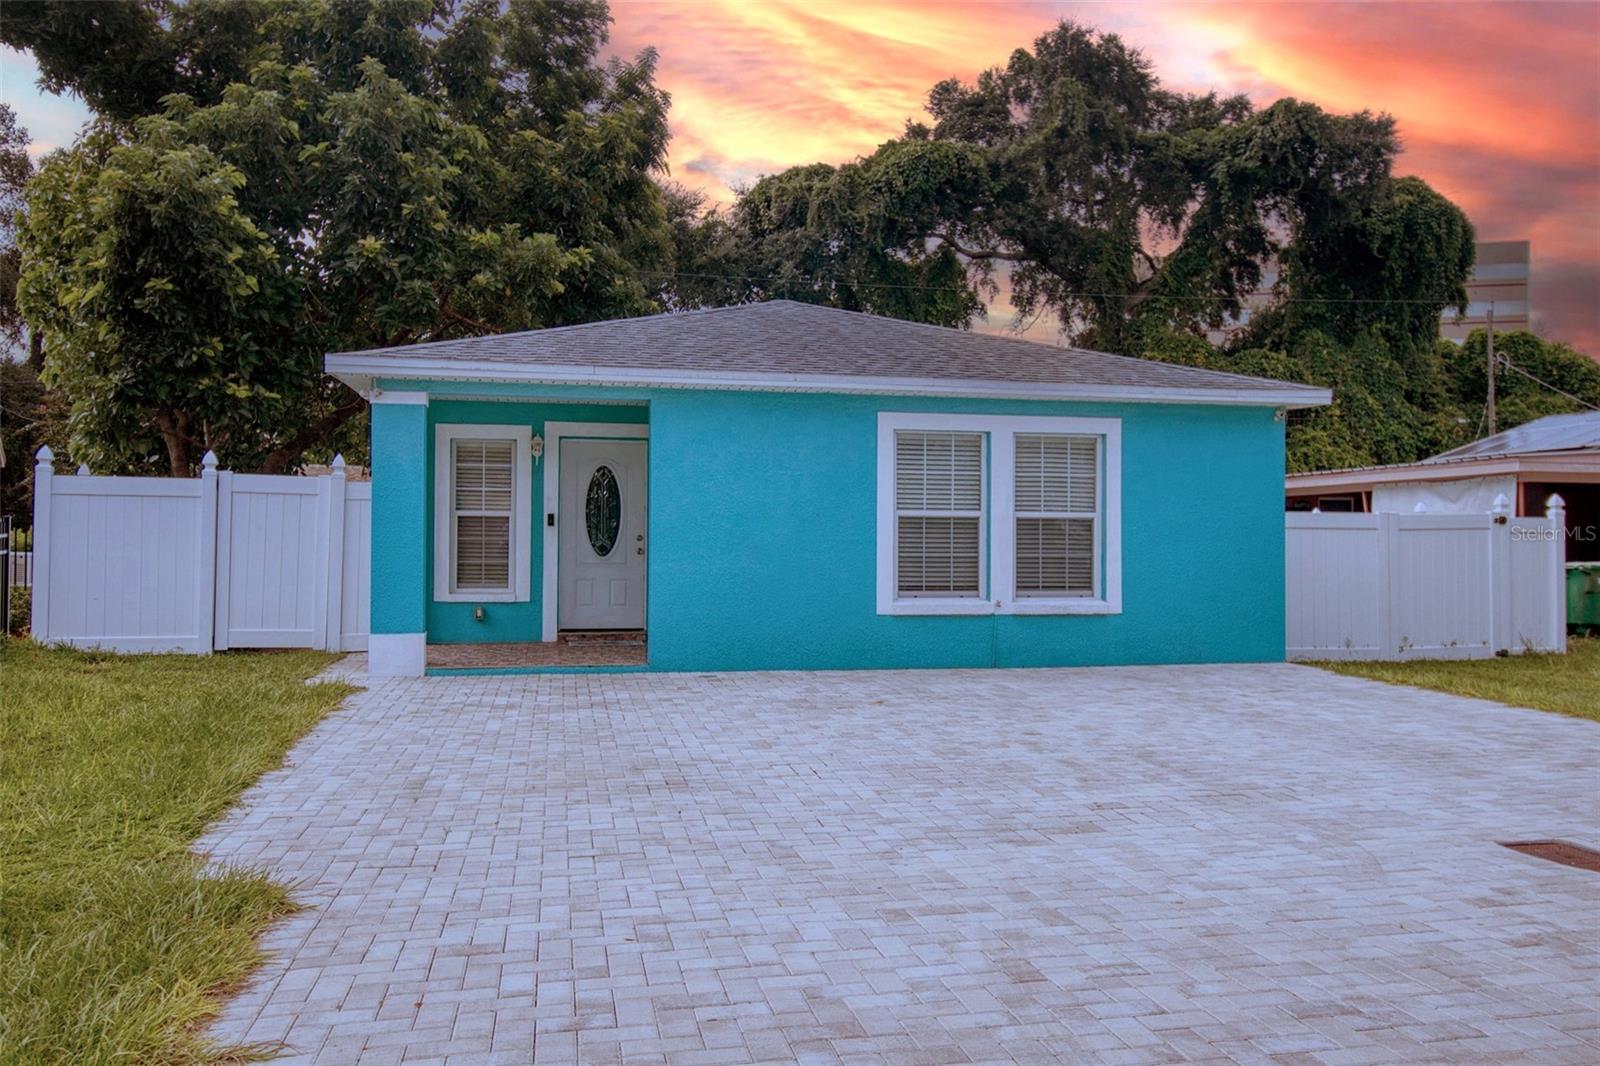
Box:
[1285,496,1567,661]
[29,447,369,653]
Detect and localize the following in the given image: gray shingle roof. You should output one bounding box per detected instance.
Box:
[327,300,1329,404]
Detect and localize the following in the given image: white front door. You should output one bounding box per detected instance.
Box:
[558,439,647,630]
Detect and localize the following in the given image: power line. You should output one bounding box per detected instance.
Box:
[636,268,1472,305]
[1498,355,1600,412]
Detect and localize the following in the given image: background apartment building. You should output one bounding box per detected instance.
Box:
[1207,239,1530,346]
[1440,239,1531,340]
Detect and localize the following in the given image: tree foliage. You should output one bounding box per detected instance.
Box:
[6,0,675,475]
[1146,326,1600,472]
[672,21,1474,357]
[0,104,33,359]
[1444,331,1600,434]
[8,8,1588,480]
[0,104,64,522]
[664,142,988,326]
[661,19,1533,470]
[0,357,69,519]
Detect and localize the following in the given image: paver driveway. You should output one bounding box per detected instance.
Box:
[202,663,1600,1065]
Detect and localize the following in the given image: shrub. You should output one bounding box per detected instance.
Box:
[7,586,29,635]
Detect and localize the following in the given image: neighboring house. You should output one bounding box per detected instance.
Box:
[327,301,1330,676]
[1285,411,1599,561]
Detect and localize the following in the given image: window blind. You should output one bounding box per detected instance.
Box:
[453,439,515,591]
[1014,434,1097,597]
[895,431,983,596]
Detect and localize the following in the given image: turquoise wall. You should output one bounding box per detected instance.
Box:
[644,390,1286,670]
[371,381,1287,668]
[370,402,428,634]
[423,399,647,643]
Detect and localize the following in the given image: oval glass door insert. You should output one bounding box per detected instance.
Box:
[585,465,621,556]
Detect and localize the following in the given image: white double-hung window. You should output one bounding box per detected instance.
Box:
[434,424,532,603]
[877,413,1120,616]
[1014,433,1099,599]
[894,430,985,598]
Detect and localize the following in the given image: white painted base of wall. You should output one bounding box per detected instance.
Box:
[368,633,426,677]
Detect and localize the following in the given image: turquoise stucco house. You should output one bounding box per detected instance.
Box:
[326,301,1330,676]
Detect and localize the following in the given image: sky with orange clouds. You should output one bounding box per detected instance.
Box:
[3,0,1597,352]
[606,0,1600,353]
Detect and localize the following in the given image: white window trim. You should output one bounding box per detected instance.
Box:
[892,429,988,604]
[876,412,1122,617]
[540,421,650,642]
[433,423,532,603]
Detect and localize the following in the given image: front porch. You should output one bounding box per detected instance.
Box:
[367,389,652,677]
[425,632,647,673]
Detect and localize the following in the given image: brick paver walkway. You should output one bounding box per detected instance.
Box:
[201,662,1600,1065]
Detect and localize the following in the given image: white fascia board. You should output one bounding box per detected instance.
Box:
[325,354,1333,409]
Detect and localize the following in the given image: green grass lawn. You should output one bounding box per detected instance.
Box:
[0,641,352,1064]
[1318,635,1600,723]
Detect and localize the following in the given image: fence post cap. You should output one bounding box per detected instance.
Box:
[1491,493,1511,515]
[34,444,54,467]
[1412,502,1427,513]
[76,463,90,476]
[331,453,347,477]
[201,450,219,473]
[1546,493,1566,516]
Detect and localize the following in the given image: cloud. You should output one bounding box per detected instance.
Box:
[607,1,1599,355]
[607,1,1066,200]
[1176,1,1600,352]
[5,5,1594,353]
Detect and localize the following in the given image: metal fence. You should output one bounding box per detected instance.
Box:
[5,526,34,588]
[2,515,32,633]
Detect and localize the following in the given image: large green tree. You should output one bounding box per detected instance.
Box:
[674,21,1474,361]
[0,104,68,522]
[7,0,676,475]
[0,104,33,362]
[666,20,1494,469]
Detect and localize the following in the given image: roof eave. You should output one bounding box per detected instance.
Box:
[1286,451,1600,491]
[325,355,1332,410]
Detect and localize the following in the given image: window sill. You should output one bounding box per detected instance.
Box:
[1008,598,1119,616]
[880,598,994,616]
[878,597,1120,617]
[436,590,523,604]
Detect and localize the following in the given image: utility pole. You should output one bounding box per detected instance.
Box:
[1485,303,1497,437]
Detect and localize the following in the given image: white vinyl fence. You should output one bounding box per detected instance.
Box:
[25,443,1570,664]
[29,447,369,653]
[1286,495,1567,661]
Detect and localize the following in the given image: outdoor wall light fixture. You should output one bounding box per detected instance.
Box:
[474,605,486,622]
[530,433,544,462]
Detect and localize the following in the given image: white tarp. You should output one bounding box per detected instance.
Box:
[1372,474,1517,514]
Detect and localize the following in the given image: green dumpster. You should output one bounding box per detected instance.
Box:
[1568,563,1600,632]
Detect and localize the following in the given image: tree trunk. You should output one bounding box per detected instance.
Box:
[154,409,193,477]
[27,329,43,372]
[259,392,366,474]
